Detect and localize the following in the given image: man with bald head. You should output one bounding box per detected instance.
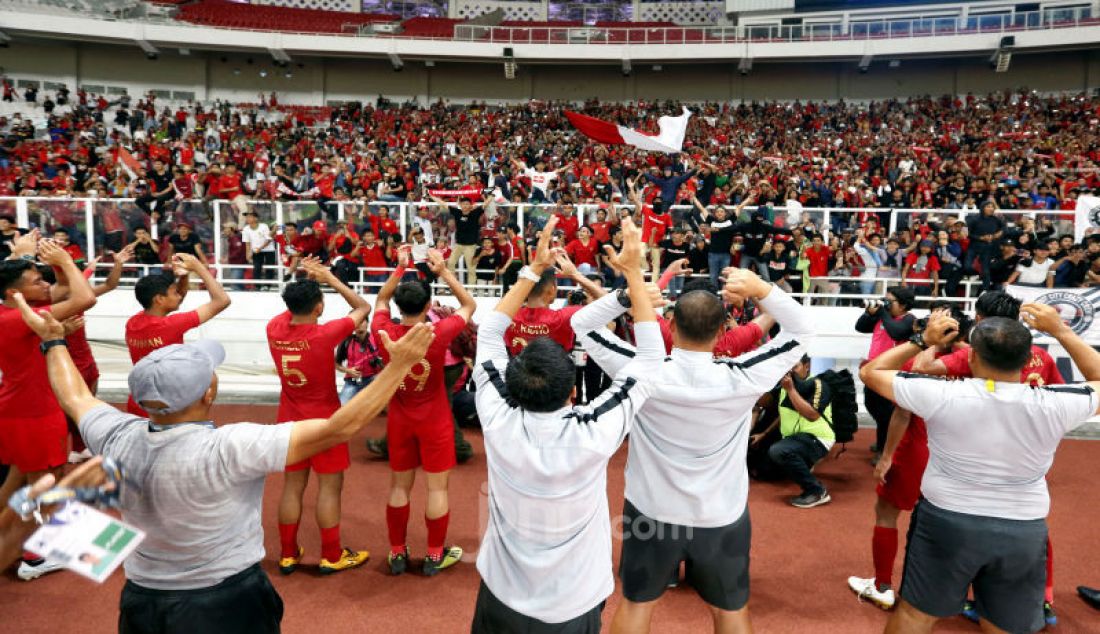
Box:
[572,267,814,633]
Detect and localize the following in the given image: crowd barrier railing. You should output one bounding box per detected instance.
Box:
[6,196,1078,300]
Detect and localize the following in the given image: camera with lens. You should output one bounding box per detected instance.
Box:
[368,355,385,371]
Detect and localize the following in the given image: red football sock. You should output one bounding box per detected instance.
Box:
[1045,538,1054,604]
[278,523,299,559]
[320,525,342,563]
[872,526,899,589]
[386,504,410,555]
[23,550,41,563]
[425,512,450,560]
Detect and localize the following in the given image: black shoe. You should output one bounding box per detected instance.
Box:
[365,437,388,459]
[421,546,463,577]
[455,441,474,464]
[387,548,408,576]
[790,490,832,508]
[1078,586,1100,611]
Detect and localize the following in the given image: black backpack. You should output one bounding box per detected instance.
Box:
[818,369,858,444]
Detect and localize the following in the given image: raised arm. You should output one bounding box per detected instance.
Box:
[427,249,476,322]
[860,315,958,402]
[554,253,607,300]
[37,239,96,321]
[286,324,433,465]
[94,246,135,297]
[1022,302,1100,380]
[14,293,104,422]
[173,253,230,324]
[373,247,408,315]
[301,255,370,325]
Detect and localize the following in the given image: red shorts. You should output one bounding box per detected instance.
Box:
[285,441,350,474]
[876,439,929,512]
[388,418,455,474]
[0,411,68,473]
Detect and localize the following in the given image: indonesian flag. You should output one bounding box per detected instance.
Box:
[565,107,692,154]
[116,146,142,180]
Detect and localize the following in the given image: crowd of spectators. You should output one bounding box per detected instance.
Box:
[0,80,1099,297]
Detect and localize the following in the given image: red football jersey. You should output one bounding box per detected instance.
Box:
[0,305,62,418]
[938,344,1064,386]
[267,312,355,422]
[66,317,98,383]
[504,305,584,355]
[125,310,201,414]
[371,311,466,425]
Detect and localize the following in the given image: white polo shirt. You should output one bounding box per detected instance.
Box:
[894,374,1097,520]
[473,311,663,623]
[573,287,814,528]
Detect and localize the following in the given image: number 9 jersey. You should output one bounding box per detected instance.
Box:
[371,309,467,473]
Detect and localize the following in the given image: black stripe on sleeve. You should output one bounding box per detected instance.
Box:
[716,339,800,371]
[481,361,517,408]
[1039,385,1095,396]
[896,372,947,381]
[587,330,636,359]
[566,377,638,425]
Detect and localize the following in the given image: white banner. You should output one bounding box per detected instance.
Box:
[1006,284,1100,345]
[1073,194,1100,242]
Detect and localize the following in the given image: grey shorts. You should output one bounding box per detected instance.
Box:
[900,499,1048,634]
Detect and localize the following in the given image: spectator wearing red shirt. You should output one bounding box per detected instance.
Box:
[901,239,941,296]
[51,229,85,269]
[805,234,834,300]
[552,203,580,243]
[356,230,389,284]
[565,226,599,274]
[588,207,612,244]
[218,163,249,218]
[274,222,308,277]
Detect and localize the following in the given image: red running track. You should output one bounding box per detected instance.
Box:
[3,404,1099,634]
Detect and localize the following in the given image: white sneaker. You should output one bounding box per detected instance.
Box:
[17,559,66,581]
[847,575,896,609]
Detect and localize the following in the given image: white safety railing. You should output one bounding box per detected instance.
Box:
[8,195,1079,298]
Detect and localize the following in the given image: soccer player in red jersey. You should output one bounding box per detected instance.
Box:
[268,256,372,575]
[124,253,230,416]
[848,301,966,610]
[371,248,476,576]
[0,234,96,579]
[504,254,605,355]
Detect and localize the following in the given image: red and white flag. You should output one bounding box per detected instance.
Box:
[116,146,143,180]
[565,107,692,154]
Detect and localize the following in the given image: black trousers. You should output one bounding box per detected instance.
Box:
[471,581,603,634]
[252,251,276,281]
[118,563,283,634]
[767,433,828,495]
[864,384,895,452]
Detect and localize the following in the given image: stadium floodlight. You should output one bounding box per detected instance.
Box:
[503,47,516,80]
[622,58,631,77]
[653,65,663,72]
[858,54,872,74]
[136,39,159,61]
[738,57,752,76]
[388,53,403,72]
[991,36,1014,72]
[425,60,436,68]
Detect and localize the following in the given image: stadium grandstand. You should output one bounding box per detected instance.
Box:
[0,0,1099,632]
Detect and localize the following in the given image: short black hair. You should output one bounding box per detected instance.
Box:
[886,286,916,310]
[529,269,557,298]
[681,277,718,295]
[134,272,175,309]
[505,337,575,412]
[673,290,726,345]
[284,221,298,229]
[970,317,1032,373]
[394,280,432,316]
[0,259,33,296]
[974,290,1022,320]
[281,279,323,316]
[0,214,15,224]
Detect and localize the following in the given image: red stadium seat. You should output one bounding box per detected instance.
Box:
[175,0,399,34]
